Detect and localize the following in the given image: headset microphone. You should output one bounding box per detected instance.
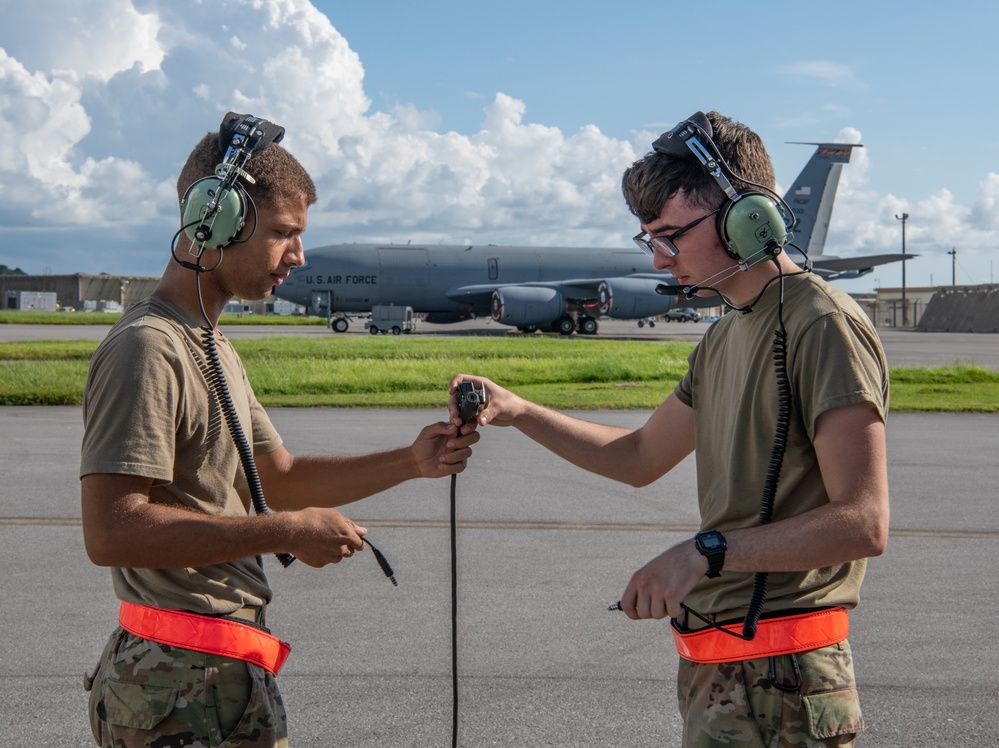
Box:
[656,283,696,298]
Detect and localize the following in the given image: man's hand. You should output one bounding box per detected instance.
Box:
[617,540,708,620]
[285,507,367,568]
[410,419,480,478]
[447,374,525,429]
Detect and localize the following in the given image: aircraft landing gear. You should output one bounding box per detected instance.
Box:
[555,316,576,336]
[331,316,349,333]
[578,316,598,335]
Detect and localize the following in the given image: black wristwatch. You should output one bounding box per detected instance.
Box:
[694,531,727,578]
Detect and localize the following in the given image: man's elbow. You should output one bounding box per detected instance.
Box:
[860,504,891,559]
[626,473,658,489]
[83,530,119,567]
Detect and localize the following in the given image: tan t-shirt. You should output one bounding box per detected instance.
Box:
[80,296,283,614]
[675,273,888,620]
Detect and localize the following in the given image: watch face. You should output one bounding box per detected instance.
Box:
[700,534,724,550]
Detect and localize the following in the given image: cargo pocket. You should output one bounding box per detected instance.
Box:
[102,680,179,731]
[217,664,287,747]
[802,686,867,739]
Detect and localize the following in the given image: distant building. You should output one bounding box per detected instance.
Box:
[5,290,57,311]
[848,285,934,329]
[851,284,998,332]
[223,301,254,316]
[0,273,159,311]
[0,273,306,316]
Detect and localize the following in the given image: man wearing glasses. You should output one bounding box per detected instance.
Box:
[449,111,889,747]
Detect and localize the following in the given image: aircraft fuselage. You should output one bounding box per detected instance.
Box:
[275,243,678,328]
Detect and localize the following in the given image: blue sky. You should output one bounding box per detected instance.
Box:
[1,0,997,293]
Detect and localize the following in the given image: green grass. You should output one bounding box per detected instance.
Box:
[0,310,122,325]
[0,310,324,326]
[1,335,997,411]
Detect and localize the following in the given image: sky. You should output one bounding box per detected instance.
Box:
[1,0,997,294]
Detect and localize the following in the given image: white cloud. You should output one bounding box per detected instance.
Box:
[0,0,163,82]
[971,173,999,231]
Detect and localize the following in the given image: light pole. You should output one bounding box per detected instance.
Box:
[947,247,956,286]
[895,213,909,326]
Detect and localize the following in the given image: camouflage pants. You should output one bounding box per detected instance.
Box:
[85,627,288,747]
[676,639,866,747]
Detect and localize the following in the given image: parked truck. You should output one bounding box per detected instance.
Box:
[364,305,416,335]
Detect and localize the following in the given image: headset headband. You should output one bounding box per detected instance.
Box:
[218,112,285,161]
[652,111,739,200]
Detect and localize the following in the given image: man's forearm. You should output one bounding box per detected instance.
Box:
[262,448,419,511]
[85,502,298,568]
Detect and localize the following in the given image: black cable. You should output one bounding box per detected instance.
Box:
[651,260,794,643]
[742,264,791,638]
[193,271,400,580]
[450,471,459,748]
[447,384,485,748]
[363,537,397,586]
[200,325,295,568]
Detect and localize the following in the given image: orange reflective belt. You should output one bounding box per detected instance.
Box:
[118,601,292,676]
[671,607,849,664]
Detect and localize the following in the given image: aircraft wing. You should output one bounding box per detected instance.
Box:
[798,252,918,280]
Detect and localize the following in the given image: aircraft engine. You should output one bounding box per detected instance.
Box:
[491,286,565,327]
[602,277,678,319]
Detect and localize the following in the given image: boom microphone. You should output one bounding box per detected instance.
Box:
[656,283,697,298]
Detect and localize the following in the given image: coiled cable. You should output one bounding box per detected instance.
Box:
[742,280,791,638]
[201,325,296,568]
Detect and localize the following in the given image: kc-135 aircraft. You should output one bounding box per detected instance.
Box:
[273,142,911,334]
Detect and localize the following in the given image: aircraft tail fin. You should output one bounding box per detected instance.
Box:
[782,142,863,256]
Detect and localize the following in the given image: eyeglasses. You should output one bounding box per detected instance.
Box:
[633,206,721,258]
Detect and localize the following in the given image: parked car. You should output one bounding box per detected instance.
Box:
[663,307,701,322]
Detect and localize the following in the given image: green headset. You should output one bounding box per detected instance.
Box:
[178,112,286,254]
[652,112,793,262]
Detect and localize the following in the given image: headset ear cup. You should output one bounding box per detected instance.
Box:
[719,191,789,261]
[180,177,246,250]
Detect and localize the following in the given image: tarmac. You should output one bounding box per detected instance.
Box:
[1,323,997,746]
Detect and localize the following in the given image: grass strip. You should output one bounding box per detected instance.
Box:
[1,337,997,412]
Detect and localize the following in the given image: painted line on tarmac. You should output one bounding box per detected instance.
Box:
[1,516,83,526]
[5,516,997,540]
